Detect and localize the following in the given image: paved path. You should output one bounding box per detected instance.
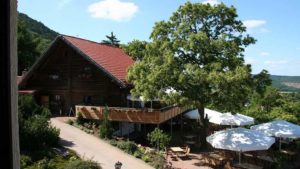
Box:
[51,117,154,169]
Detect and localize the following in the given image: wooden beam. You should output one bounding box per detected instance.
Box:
[0,0,20,168]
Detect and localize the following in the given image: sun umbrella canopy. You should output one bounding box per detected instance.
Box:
[206,127,275,152]
[209,112,254,126]
[184,108,222,120]
[250,120,300,138]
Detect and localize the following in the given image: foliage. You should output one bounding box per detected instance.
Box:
[19,95,60,151]
[121,40,148,61]
[18,13,58,40]
[76,112,85,125]
[142,154,150,163]
[18,21,40,75]
[17,13,58,75]
[116,140,137,154]
[271,75,300,92]
[253,69,272,95]
[244,88,300,125]
[101,32,120,47]
[20,148,101,169]
[20,155,33,168]
[67,119,74,125]
[128,2,256,147]
[133,148,143,158]
[65,159,102,169]
[148,153,165,169]
[99,107,114,139]
[147,128,170,150]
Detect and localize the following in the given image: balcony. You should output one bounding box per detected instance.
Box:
[75,105,189,124]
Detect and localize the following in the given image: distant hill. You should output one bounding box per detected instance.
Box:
[271,75,300,92]
[18,12,58,40]
[18,12,59,53]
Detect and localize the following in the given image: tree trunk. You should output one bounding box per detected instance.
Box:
[198,106,208,149]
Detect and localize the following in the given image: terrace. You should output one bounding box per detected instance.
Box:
[75,105,190,124]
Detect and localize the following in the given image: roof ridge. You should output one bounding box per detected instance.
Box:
[60,34,121,49]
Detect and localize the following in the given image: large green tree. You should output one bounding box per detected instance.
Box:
[121,40,148,61]
[127,2,256,147]
[17,22,40,75]
[253,69,272,95]
[102,32,120,47]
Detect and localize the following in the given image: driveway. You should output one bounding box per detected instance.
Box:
[50,117,154,169]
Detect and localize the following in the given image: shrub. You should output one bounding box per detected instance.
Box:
[76,112,85,125]
[116,140,137,154]
[19,114,60,150]
[149,153,165,169]
[147,128,171,150]
[142,154,150,163]
[19,95,60,151]
[99,107,114,139]
[109,139,118,146]
[67,119,74,125]
[133,149,143,158]
[65,159,102,169]
[20,155,32,168]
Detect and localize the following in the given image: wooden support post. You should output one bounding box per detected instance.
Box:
[1,0,20,168]
[180,113,183,134]
[170,118,173,137]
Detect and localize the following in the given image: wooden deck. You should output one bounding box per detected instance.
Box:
[75,105,189,124]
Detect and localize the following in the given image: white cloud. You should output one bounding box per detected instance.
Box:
[58,0,72,9]
[88,0,138,22]
[260,52,270,56]
[244,57,256,64]
[202,0,220,6]
[243,20,266,29]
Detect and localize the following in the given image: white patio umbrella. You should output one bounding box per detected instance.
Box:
[184,108,222,121]
[209,112,255,126]
[206,127,275,164]
[250,120,300,150]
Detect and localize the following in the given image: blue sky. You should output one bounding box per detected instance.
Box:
[18,0,300,76]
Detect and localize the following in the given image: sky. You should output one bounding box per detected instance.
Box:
[18,0,300,76]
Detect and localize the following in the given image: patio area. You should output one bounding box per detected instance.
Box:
[165,152,213,169]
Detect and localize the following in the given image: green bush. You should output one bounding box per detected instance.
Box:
[149,153,165,169]
[65,159,102,169]
[142,154,150,163]
[147,128,171,150]
[133,149,143,158]
[109,139,118,146]
[99,107,114,139]
[20,115,60,150]
[76,112,85,125]
[20,155,32,168]
[116,140,137,154]
[67,119,74,125]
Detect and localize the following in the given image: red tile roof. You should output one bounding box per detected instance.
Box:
[62,35,134,84]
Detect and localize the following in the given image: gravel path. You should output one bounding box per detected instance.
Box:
[50,117,154,169]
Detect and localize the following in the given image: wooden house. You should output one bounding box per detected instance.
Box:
[19,35,188,127]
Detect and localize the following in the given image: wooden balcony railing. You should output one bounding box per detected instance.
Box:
[75,105,189,124]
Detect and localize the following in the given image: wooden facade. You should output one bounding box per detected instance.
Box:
[20,38,129,114]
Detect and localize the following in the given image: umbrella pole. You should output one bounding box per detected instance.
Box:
[238,151,241,164]
[279,137,281,151]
